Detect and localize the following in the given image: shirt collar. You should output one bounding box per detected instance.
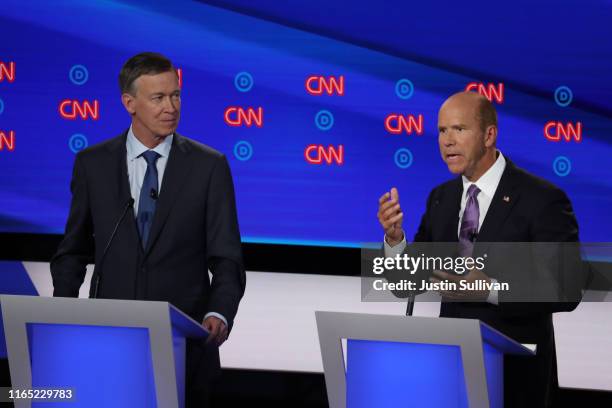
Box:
[126,125,173,161]
[462,150,506,199]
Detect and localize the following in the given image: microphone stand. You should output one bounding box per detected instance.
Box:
[91,198,134,298]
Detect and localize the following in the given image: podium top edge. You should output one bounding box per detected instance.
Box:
[0,295,207,338]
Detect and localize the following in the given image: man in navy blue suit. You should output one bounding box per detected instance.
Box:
[378,92,581,407]
[52,52,245,407]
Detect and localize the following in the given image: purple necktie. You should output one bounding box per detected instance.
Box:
[458,184,480,257]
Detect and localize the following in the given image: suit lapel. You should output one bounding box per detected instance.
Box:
[476,159,521,246]
[107,131,133,217]
[436,177,463,242]
[144,133,193,256]
[107,130,142,251]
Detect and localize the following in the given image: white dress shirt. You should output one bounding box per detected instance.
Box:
[126,126,172,217]
[125,126,227,327]
[384,151,507,304]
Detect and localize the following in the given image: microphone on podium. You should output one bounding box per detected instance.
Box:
[91,198,135,298]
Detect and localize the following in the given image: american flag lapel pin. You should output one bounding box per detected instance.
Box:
[503,196,510,202]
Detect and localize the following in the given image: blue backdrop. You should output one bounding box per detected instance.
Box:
[0,0,610,245]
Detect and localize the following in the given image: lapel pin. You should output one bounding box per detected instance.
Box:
[503,196,510,202]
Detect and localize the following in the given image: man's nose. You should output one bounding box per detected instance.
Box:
[441,132,456,146]
[164,96,178,112]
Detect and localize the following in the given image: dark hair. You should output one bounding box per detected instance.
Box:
[119,52,177,94]
[476,96,498,131]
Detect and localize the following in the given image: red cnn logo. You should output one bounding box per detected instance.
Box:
[384,114,424,135]
[224,107,263,127]
[544,121,582,142]
[0,130,15,151]
[59,99,100,120]
[305,75,345,96]
[177,68,182,88]
[304,144,344,165]
[0,61,15,83]
[465,82,504,104]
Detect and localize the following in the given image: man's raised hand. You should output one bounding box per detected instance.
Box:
[378,187,404,246]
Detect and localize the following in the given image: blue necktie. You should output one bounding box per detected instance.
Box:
[137,150,161,248]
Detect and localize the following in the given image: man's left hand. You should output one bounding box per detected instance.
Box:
[203,316,228,346]
[431,268,492,301]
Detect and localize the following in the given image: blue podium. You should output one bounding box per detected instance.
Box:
[315,312,534,408]
[0,295,207,408]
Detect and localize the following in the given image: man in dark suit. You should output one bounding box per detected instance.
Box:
[51,52,245,407]
[377,92,581,407]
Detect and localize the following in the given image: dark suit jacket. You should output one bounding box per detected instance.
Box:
[51,130,246,381]
[411,157,580,407]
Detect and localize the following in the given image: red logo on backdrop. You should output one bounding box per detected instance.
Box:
[304,144,344,165]
[384,114,424,135]
[0,61,15,83]
[59,99,99,120]
[465,82,504,104]
[0,130,15,151]
[544,121,582,142]
[177,68,182,88]
[305,75,345,96]
[224,107,263,127]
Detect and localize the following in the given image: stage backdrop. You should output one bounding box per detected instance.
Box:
[1,0,611,246]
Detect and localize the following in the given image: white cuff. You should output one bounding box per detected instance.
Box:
[204,312,228,328]
[486,279,499,305]
[383,234,407,258]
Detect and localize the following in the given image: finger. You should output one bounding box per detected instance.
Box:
[378,198,399,214]
[432,270,453,280]
[437,272,462,284]
[205,321,221,343]
[381,203,401,220]
[382,213,403,230]
[378,192,390,205]
[203,319,213,331]
[390,188,399,203]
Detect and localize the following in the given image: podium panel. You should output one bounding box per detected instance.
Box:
[316,312,532,408]
[1,295,207,408]
[0,261,38,358]
[28,324,156,407]
[347,339,468,408]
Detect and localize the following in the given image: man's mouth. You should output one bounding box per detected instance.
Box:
[446,153,461,162]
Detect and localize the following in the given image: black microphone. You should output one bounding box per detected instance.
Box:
[405,293,415,316]
[150,188,158,200]
[469,232,478,242]
[91,198,135,298]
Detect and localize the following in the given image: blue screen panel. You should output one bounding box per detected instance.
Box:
[346,339,468,408]
[0,0,610,246]
[27,323,157,408]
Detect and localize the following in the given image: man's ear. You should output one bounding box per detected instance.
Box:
[484,125,498,148]
[121,92,136,115]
